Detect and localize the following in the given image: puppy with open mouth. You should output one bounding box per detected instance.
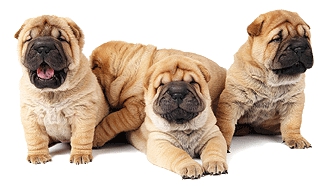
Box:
[15,15,108,164]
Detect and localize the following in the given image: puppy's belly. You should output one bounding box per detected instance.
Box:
[45,123,71,143]
[42,108,71,142]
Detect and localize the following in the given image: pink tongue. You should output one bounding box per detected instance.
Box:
[37,67,54,79]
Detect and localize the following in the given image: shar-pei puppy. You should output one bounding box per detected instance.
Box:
[15,15,108,164]
[127,55,228,179]
[216,9,313,151]
[90,41,227,178]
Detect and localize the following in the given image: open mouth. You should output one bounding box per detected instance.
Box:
[29,62,68,89]
[36,63,55,80]
[273,62,306,75]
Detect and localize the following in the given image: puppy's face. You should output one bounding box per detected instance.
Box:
[247,10,313,85]
[144,56,211,132]
[153,81,205,124]
[15,15,84,89]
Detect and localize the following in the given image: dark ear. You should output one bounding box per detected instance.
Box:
[65,18,85,49]
[247,15,264,37]
[14,24,25,39]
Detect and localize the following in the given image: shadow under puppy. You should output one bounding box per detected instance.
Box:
[127,55,227,179]
[15,15,108,164]
[216,9,313,151]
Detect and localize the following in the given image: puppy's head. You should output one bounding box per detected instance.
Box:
[144,55,212,132]
[15,15,84,89]
[247,9,313,85]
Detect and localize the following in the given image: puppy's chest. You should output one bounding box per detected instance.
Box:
[239,88,290,124]
[35,101,74,142]
[171,130,205,158]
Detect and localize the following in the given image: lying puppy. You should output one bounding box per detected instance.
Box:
[90,41,227,178]
[90,41,226,149]
[216,9,313,150]
[15,15,108,164]
[127,55,228,179]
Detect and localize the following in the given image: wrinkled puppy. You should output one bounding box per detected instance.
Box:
[216,9,313,151]
[15,15,108,164]
[127,55,228,179]
[90,41,226,149]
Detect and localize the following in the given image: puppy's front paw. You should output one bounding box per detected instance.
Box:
[177,162,204,179]
[27,153,52,164]
[203,160,228,175]
[283,135,312,149]
[70,153,93,164]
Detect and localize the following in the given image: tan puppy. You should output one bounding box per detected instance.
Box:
[127,55,227,179]
[90,41,226,149]
[15,15,108,164]
[216,10,313,151]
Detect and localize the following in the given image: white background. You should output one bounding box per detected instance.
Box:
[1,0,323,185]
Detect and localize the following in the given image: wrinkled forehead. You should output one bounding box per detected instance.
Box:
[21,16,70,38]
[268,22,310,39]
[263,11,310,37]
[153,69,199,88]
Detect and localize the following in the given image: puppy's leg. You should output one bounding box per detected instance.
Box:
[93,98,145,147]
[70,114,97,164]
[216,89,246,151]
[126,125,149,153]
[147,137,203,179]
[21,107,51,164]
[281,93,311,149]
[200,132,228,175]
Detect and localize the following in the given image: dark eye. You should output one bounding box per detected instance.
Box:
[92,63,99,70]
[24,35,32,43]
[269,35,282,43]
[58,31,68,42]
[304,33,310,40]
[190,80,196,85]
[269,30,283,44]
[58,35,67,42]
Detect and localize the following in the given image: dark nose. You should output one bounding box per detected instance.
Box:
[33,37,57,57]
[289,45,306,57]
[36,46,51,56]
[168,81,188,101]
[287,37,310,57]
[171,92,185,100]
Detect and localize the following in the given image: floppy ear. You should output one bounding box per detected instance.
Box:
[64,17,85,49]
[14,24,25,39]
[197,64,211,83]
[247,15,264,37]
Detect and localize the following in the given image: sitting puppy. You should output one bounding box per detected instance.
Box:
[15,15,108,164]
[216,10,313,151]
